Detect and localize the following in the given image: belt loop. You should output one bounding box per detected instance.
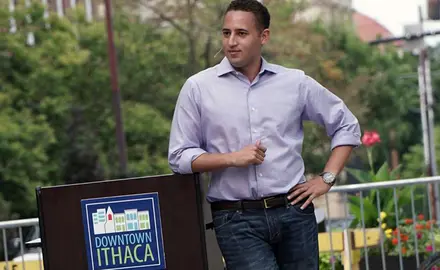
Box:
[205,222,214,230]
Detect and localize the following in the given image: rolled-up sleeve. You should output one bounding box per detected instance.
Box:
[168,79,207,174]
[301,75,361,150]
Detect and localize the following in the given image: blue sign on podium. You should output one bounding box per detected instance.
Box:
[81,193,166,270]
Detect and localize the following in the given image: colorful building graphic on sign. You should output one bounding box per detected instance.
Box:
[81,193,165,270]
[92,207,151,235]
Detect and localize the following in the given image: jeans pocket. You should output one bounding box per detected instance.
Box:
[212,210,240,230]
[289,201,315,216]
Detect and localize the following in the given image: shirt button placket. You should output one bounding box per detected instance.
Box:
[248,86,261,198]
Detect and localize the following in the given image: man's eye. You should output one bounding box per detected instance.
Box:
[238,32,247,36]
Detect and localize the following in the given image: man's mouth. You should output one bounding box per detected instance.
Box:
[229,50,241,56]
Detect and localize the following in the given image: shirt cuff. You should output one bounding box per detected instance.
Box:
[331,131,362,150]
[179,148,207,174]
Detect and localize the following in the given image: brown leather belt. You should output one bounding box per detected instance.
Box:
[210,194,291,211]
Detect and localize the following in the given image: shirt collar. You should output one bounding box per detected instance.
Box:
[216,57,278,77]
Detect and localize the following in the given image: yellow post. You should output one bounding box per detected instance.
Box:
[318,228,381,270]
[0,261,44,270]
[342,249,361,270]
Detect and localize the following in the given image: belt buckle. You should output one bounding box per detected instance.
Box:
[263,196,276,209]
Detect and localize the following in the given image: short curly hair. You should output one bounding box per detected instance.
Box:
[225,0,271,31]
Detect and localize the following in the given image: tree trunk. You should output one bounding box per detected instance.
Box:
[203,34,212,69]
[187,35,198,75]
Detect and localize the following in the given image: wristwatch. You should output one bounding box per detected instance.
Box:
[319,172,337,186]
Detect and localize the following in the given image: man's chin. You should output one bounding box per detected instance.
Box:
[227,57,245,68]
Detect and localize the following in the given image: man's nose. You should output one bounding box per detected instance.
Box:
[228,34,238,46]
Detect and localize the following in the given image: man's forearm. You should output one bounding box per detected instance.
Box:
[323,145,354,175]
[191,153,235,173]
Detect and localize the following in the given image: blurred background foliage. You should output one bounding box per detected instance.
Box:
[0,0,439,223]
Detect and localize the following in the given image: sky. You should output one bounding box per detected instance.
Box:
[353,0,440,45]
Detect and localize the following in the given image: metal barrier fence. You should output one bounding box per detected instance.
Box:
[317,175,440,270]
[0,218,42,270]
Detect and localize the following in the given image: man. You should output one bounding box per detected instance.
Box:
[168,0,361,269]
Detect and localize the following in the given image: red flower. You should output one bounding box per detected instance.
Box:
[418,214,425,221]
[401,234,409,242]
[426,245,433,252]
[362,131,381,147]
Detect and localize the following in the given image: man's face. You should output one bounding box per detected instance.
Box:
[222,11,269,69]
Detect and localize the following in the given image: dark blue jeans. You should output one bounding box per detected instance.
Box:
[212,201,318,270]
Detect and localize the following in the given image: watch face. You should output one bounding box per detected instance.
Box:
[323,173,335,183]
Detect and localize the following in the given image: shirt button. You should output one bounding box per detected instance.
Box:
[251,107,256,111]
[259,173,263,177]
[253,129,257,133]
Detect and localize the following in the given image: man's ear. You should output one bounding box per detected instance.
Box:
[261,29,270,45]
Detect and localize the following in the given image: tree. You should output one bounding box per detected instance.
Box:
[111,9,189,118]
[0,3,176,219]
[1,4,73,216]
[428,45,440,122]
[258,1,412,173]
[401,126,440,179]
[0,106,55,217]
[301,22,420,173]
[125,0,208,75]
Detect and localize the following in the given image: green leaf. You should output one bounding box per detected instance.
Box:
[375,162,390,181]
[348,195,380,227]
[390,164,403,179]
[346,167,372,183]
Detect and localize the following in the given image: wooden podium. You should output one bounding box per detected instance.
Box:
[36,173,223,270]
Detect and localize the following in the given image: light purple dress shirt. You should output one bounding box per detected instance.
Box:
[168,57,361,202]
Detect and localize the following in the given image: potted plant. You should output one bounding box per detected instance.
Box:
[360,211,440,269]
[348,131,425,269]
[319,253,344,270]
[347,131,420,229]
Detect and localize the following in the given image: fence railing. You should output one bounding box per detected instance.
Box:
[316,175,440,270]
[0,218,42,270]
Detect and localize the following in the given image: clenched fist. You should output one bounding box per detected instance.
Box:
[230,140,267,167]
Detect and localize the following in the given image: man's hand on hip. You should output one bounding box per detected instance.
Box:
[229,140,267,167]
[287,177,331,210]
